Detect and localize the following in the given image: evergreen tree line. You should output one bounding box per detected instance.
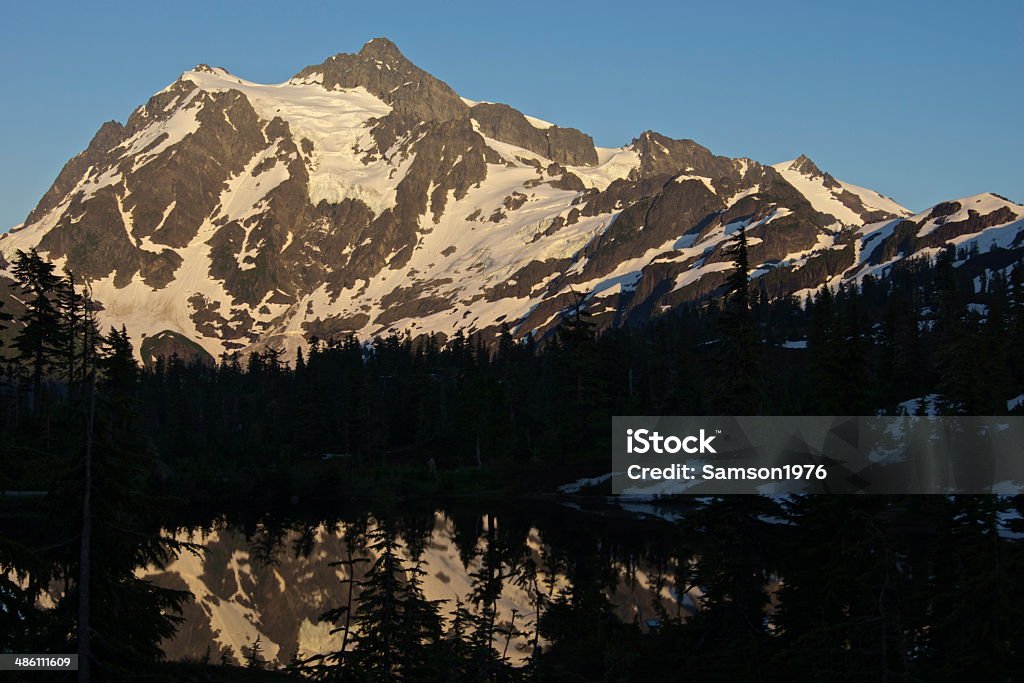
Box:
[2,241,1023,491]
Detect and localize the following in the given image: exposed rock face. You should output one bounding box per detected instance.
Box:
[295,38,469,124]
[329,116,494,295]
[470,103,543,148]
[631,131,735,180]
[139,330,215,368]
[24,120,126,227]
[788,154,825,179]
[1,39,1020,360]
[33,79,278,289]
[859,200,1021,268]
[469,103,598,167]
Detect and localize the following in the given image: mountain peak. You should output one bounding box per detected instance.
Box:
[789,154,823,177]
[291,39,467,123]
[772,156,911,224]
[188,64,234,81]
[358,37,405,62]
[636,130,670,144]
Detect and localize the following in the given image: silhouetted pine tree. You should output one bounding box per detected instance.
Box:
[806,286,842,413]
[1009,262,1024,393]
[54,271,86,386]
[838,283,874,413]
[880,277,925,410]
[932,246,977,414]
[41,323,196,679]
[0,534,47,654]
[338,523,445,681]
[680,496,778,677]
[243,635,264,669]
[11,249,64,409]
[714,226,762,413]
[453,512,518,681]
[555,290,604,457]
[772,496,923,679]
[976,273,1011,413]
[0,297,12,344]
[918,495,1020,678]
[304,530,368,678]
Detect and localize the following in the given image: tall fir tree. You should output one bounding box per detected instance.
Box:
[41,322,195,679]
[931,246,976,414]
[320,522,445,681]
[0,297,12,345]
[11,249,64,408]
[714,226,762,413]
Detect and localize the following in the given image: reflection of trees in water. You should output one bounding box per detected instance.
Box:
[3,494,1023,680]
[138,504,685,672]
[166,495,1024,679]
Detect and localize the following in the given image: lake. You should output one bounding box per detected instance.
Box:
[138,497,694,668]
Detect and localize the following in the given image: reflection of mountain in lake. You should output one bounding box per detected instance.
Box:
[141,508,687,666]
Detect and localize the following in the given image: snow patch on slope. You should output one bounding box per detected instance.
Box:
[118,89,204,170]
[270,131,624,349]
[568,146,640,191]
[773,158,909,225]
[914,193,1022,238]
[217,145,291,224]
[184,68,399,216]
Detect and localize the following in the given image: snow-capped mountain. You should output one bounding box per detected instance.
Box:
[771,155,911,227]
[2,38,1021,361]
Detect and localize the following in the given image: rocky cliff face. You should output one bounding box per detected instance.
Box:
[469,102,598,167]
[297,38,469,124]
[2,38,1021,360]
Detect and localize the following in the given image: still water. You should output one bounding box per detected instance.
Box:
[140,498,692,667]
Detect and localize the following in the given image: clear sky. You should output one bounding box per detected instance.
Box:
[1,0,1021,228]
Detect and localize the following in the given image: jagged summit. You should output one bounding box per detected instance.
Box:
[786,154,824,178]
[773,155,910,225]
[292,38,468,123]
[1,41,1018,362]
[357,36,407,62]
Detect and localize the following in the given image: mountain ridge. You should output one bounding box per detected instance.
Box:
[2,38,1021,361]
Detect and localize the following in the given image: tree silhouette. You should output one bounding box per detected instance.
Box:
[11,249,64,409]
[714,226,762,414]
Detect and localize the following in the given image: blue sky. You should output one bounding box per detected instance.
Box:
[1,0,1020,228]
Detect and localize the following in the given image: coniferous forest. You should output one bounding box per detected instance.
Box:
[1,236,1023,681]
